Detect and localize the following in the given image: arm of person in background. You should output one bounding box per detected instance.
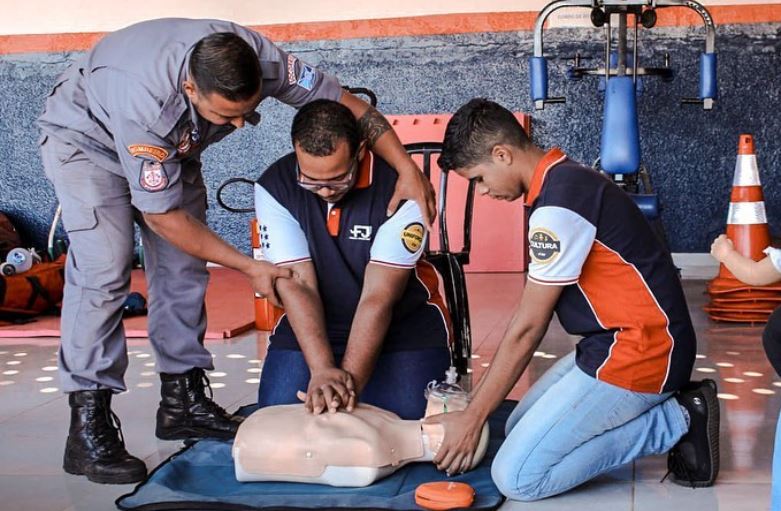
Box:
[340,201,428,403]
[254,184,354,414]
[339,92,436,225]
[711,234,781,287]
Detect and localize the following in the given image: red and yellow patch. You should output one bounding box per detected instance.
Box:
[128,144,169,162]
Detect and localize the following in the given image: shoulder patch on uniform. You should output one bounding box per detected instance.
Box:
[139,161,169,192]
[287,54,298,85]
[529,228,561,265]
[401,223,425,253]
[128,144,169,162]
[297,64,316,91]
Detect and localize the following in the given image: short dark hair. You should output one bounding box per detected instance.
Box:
[438,98,531,171]
[291,99,360,157]
[189,32,261,101]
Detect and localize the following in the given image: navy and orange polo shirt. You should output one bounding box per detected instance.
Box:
[526,148,696,394]
[254,151,452,354]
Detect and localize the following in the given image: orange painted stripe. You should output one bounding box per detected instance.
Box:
[0,31,106,55]
[579,241,674,393]
[2,5,781,55]
[654,3,781,27]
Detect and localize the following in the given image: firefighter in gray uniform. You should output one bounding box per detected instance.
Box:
[38,18,435,485]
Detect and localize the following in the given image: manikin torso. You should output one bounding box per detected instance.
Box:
[233,389,489,486]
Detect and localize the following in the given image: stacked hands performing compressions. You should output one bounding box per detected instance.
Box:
[295,367,357,415]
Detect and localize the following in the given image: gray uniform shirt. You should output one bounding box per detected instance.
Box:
[38,18,343,213]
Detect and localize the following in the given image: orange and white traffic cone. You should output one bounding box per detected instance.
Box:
[706,134,781,322]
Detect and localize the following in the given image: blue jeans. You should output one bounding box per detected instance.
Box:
[257,347,451,420]
[773,408,781,511]
[492,351,688,501]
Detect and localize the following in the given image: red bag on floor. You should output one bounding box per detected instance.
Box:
[0,256,66,320]
[0,212,22,260]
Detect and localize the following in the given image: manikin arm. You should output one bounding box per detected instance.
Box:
[341,263,411,395]
[276,261,355,414]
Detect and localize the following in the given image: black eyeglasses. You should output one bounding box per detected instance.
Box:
[296,154,360,193]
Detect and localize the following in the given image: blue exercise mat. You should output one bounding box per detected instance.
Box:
[116,401,514,511]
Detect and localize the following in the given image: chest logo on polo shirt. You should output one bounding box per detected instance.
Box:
[401,223,425,253]
[529,228,561,265]
[349,225,372,241]
[139,161,169,192]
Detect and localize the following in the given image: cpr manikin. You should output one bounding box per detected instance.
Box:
[232,368,490,486]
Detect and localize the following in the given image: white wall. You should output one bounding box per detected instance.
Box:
[1,0,779,35]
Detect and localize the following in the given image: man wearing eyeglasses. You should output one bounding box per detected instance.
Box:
[254,99,452,420]
[38,19,436,485]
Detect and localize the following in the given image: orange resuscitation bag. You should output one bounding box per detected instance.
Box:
[414,481,476,510]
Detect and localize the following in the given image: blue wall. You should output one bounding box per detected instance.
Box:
[0,23,779,256]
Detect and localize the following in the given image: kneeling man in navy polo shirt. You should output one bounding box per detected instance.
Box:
[254,99,452,419]
[426,98,720,499]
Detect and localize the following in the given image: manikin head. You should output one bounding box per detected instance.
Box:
[438,98,538,202]
[183,32,263,129]
[291,99,367,204]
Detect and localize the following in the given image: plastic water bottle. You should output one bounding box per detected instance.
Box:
[6,248,33,274]
[424,366,469,416]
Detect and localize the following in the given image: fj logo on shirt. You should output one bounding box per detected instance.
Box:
[139,161,169,192]
[349,225,372,241]
[529,228,561,265]
[401,223,425,253]
[128,144,168,162]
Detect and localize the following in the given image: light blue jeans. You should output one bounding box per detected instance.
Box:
[491,351,689,501]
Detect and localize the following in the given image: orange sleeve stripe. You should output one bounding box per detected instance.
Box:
[413,260,454,347]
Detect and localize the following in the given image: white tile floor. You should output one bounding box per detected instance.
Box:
[0,276,777,510]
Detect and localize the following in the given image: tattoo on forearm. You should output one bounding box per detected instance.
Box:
[357,107,391,148]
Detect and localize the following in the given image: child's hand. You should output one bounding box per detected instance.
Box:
[711,234,735,262]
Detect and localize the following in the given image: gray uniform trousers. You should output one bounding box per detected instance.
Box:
[41,137,214,392]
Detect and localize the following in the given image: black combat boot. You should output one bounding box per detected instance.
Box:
[155,367,243,440]
[663,379,720,488]
[63,389,147,484]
